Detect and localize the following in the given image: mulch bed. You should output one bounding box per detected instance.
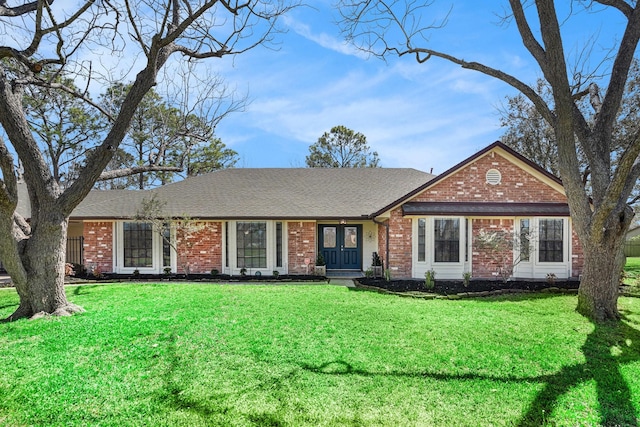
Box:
[0,273,327,288]
[356,277,581,296]
[89,273,327,283]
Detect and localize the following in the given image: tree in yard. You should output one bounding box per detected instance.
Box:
[499,62,640,205]
[338,0,640,321]
[0,0,295,320]
[99,83,181,189]
[498,79,564,177]
[306,125,380,167]
[22,73,103,187]
[181,137,239,177]
[99,72,243,189]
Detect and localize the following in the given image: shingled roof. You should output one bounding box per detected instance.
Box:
[69,168,434,220]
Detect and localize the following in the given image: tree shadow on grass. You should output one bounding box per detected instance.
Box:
[0,302,18,311]
[71,284,101,295]
[301,317,640,426]
[518,315,640,426]
[155,332,294,426]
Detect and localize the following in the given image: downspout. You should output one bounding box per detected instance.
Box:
[372,217,390,271]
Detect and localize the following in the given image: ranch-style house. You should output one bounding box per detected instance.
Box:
[52,141,583,280]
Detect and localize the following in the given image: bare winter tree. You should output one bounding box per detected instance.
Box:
[338,0,640,322]
[0,0,296,320]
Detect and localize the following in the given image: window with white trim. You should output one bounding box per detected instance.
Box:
[418,218,426,262]
[162,224,172,268]
[538,219,563,262]
[123,222,153,268]
[434,218,460,263]
[236,222,267,268]
[276,222,283,268]
[519,219,530,262]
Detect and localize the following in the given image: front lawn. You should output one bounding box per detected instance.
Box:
[625,256,640,287]
[0,283,639,426]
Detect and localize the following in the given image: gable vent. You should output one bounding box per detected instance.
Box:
[486,169,502,185]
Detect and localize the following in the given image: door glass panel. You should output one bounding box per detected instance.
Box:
[344,227,357,248]
[323,227,337,248]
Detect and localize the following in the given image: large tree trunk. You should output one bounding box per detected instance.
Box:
[5,215,84,321]
[576,242,624,322]
[575,210,630,322]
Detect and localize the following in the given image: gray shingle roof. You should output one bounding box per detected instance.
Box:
[70,168,434,220]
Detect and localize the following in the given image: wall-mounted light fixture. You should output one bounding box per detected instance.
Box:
[339,219,347,225]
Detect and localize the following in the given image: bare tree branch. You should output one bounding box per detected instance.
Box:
[0,0,41,17]
[98,165,182,181]
[593,0,633,18]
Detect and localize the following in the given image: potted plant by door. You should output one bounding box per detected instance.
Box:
[371,252,383,278]
[314,253,326,276]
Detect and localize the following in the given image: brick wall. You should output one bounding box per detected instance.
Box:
[377,221,388,269]
[83,222,113,273]
[176,221,222,274]
[413,151,566,203]
[288,221,316,274]
[387,209,413,278]
[471,218,515,279]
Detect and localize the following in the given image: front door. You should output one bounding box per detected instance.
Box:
[318,224,362,270]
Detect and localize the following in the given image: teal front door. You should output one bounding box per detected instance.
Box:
[318,225,362,270]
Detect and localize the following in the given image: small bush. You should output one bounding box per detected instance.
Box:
[462,271,471,287]
[425,270,436,290]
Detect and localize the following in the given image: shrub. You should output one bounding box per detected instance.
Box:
[462,271,471,287]
[425,269,436,290]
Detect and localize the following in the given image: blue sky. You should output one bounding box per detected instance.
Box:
[201,1,624,174]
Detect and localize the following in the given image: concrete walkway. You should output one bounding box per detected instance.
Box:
[326,278,357,287]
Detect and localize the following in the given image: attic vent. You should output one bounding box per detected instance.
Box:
[486,169,502,185]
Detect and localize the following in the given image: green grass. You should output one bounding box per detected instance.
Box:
[625,257,640,287]
[1,283,639,426]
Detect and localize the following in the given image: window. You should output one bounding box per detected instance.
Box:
[465,218,469,262]
[539,219,563,262]
[323,227,337,248]
[162,224,171,268]
[418,219,426,262]
[344,226,357,248]
[225,222,229,268]
[434,219,459,262]
[236,222,267,268]
[123,222,153,268]
[276,222,283,268]
[519,219,530,262]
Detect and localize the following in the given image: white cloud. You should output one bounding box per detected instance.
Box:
[281,15,367,59]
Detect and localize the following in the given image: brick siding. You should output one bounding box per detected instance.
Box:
[176,221,222,274]
[377,221,388,269]
[412,151,566,203]
[83,222,113,273]
[386,209,413,278]
[288,221,316,274]
[471,218,515,279]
